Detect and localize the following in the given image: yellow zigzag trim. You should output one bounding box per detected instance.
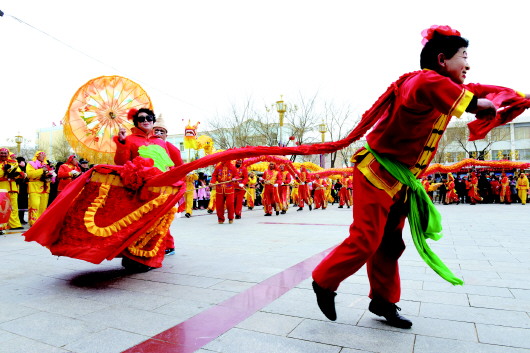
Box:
[127,207,176,258]
[84,183,170,237]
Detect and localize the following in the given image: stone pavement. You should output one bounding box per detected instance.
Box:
[0,202,529,353]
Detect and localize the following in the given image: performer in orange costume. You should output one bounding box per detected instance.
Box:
[444,173,460,204]
[312,174,327,210]
[184,172,198,217]
[261,162,281,216]
[0,148,25,231]
[338,174,351,208]
[57,155,81,194]
[500,172,511,204]
[26,151,56,226]
[245,171,257,210]
[233,159,248,219]
[278,164,292,214]
[467,172,482,205]
[296,165,313,211]
[311,25,530,329]
[516,173,528,205]
[210,160,238,224]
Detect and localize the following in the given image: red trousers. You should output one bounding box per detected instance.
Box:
[313,188,325,209]
[262,185,280,214]
[234,188,246,217]
[338,187,351,206]
[312,166,407,304]
[298,184,312,207]
[216,192,234,222]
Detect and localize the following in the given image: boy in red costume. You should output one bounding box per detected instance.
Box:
[278,164,293,214]
[210,161,238,224]
[261,162,281,216]
[233,159,248,219]
[311,25,530,329]
[57,155,81,194]
[296,165,313,211]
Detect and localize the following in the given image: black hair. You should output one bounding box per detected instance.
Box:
[133,108,156,127]
[420,31,469,70]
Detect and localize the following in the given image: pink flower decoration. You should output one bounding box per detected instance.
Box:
[421,25,461,46]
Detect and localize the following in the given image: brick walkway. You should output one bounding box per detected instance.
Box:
[0,202,529,352]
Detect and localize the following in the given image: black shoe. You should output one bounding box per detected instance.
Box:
[368,299,412,329]
[165,248,175,256]
[338,205,343,208]
[280,210,286,214]
[207,209,213,214]
[309,204,312,211]
[185,213,191,218]
[235,215,241,219]
[297,207,303,211]
[312,281,337,321]
[0,230,4,235]
[122,257,154,273]
[276,210,280,216]
[10,227,24,230]
[264,213,272,216]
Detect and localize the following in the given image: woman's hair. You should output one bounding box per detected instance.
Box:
[133,108,156,127]
[420,31,469,70]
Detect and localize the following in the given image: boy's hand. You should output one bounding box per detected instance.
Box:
[475,98,496,120]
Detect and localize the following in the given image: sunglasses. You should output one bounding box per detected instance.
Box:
[136,115,154,122]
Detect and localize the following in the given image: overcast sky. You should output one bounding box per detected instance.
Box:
[1,0,530,147]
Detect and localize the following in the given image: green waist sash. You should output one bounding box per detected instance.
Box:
[365,144,463,285]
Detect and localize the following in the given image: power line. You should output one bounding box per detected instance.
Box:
[1,9,209,114]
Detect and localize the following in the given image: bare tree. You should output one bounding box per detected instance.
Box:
[442,118,511,161]
[323,102,359,167]
[285,92,321,162]
[52,135,74,162]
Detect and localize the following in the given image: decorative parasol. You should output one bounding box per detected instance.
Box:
[63,75,153,165]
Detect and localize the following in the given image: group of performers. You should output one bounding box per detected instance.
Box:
[18,24,530,332]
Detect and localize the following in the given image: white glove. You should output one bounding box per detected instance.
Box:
[308,182,313,186]
[239,183,244,188]
[300,182,305,185]
[273,184,278,187]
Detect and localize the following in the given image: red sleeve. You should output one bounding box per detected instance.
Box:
[113,136,132,165]
[210,166,220,183]
[58,164,71,179]
[406,71,473,118]
[166,141,183,166]
[241,168,249,184]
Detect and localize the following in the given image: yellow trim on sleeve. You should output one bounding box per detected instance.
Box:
[516,91,526,98]
[450,89,474,119]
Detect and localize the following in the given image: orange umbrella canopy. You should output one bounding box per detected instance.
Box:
[63,75,153,165]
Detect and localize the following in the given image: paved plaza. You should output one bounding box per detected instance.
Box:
[0,202,529,353]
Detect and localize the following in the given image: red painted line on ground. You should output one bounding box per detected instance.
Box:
[123,246,336,353]
[259,222,349,226]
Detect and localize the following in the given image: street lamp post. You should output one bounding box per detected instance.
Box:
[275,96,287,147]
[14,135,23,155]
[318,121,327,167]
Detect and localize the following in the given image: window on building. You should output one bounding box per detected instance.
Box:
[519,149,530,160]
[490,126,510,141]
[179,142,184,151]
[514,124,530,140]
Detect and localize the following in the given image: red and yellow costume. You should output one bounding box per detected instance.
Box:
[313,68,523,304]
[444,173,459,204]
[516,173,529,205]
[233,163,249,218]
[278,166,293,212]
[184,173,199,215]
[297,166,313,209]
[312,176,327,210]
[261,164,281,215]
[210,161,238,223]
[57,155,81,193]
[338,175,351,207]
[0,148,25,229]
[26,151,55,226]
[290,180,300,206]
[245,173,257,209]
[500,173,511,203]
[467,172,482,204]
